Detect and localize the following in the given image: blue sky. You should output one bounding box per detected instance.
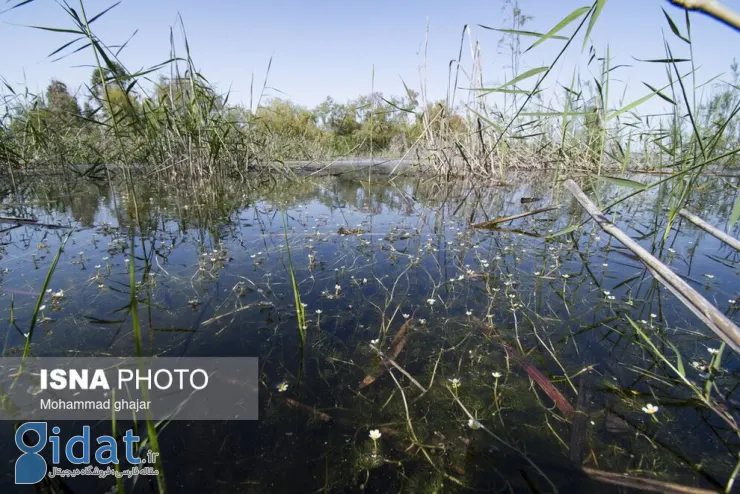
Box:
[1,0,738,114]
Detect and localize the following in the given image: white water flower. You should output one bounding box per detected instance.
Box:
[691,361,707,371]
[315,309,323,314]
[427,298,436,305]
[402,313,410,319]
[370,339,379,346]
[418,319,426,325]
[335,284,341,291]
[277,382,289,392]
[492,371,502,378]
[704,274,715,279]
[39,305,46,312]
[52,290,64,298]
[650,313,657,318]
[448,378,461,389]
[46,289,52,294]
[603,291,611,296]
[602,263,608,267]
[94,265,101,269]
[467,419,482,430]
[668,248,676,254]
[465,310,472,316]
[708,348,720,355]
[562,274,570,279]
[369,429,382,440]
[641,403,659,415]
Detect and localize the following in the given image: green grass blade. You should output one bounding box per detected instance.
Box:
[665,340,686,378]
[526,6,590,52]
[498,66,549,89]
[729,195,740,230]
[582,0,607,50]
[478,26,567,40]
[597,175,647,190]
[662,7,691,44]
[23,230,73,359]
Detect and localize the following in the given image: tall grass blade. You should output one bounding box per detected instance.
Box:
[526,6,590,52]
[23,230,73,359]
[582,0,607,50]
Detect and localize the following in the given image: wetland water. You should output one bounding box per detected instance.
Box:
[1,172,739,492]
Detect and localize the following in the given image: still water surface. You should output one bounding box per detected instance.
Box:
[1,173,739,492]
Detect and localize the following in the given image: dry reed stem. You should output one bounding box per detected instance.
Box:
[670,0,740,30]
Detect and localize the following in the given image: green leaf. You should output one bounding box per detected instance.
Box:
[607,88,661,121]
[545,224,579,238]
[88,1,121,25]
[498,66,549,89]
[597,175,647,190]
[478,25,568,40]
[526,6,591,52]
[519,111,591,117]
[643,82,676,105]
[666,340,686,378]
[473,87,534,95]
[582,0,607,50]
[728,194,740,230]
[662,7,691,44]
[633,57,692,64]
[25,25,84,35]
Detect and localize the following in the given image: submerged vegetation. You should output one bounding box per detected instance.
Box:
[2,0,740,492]
[2,174,740,492]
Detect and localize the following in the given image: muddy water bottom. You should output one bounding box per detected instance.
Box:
[0,173,738,492]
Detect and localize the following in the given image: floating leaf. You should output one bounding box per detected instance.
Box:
[597,175,647,190]
[545,224,579,238]
[729,194,740,230]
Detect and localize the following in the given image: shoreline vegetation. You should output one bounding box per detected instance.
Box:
[0,0,737,185]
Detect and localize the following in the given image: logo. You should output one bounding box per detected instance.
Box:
[15,423,47,484]
[14,422,156,485]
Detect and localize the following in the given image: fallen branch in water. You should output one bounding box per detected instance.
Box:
[471,206,558,229]
[565,178,740,354]
[471,318,575,416]
[679,208,740,252]
[359,317,414,389]
[200,301,273,326]
[582,467,718,494]
[0,216,66,229]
